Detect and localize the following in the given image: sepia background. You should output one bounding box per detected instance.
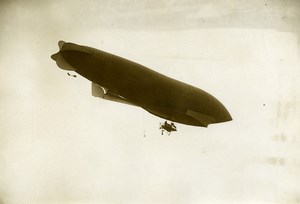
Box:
[1,0,300,203]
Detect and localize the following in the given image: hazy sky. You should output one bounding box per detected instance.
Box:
[1,1,300,204]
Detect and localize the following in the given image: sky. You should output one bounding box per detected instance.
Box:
[1,0,300,204]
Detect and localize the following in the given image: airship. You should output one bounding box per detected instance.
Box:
[51,41,232,134]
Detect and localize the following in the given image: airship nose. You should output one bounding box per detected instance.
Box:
[216,103,232,123]
[222,109,232,122]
